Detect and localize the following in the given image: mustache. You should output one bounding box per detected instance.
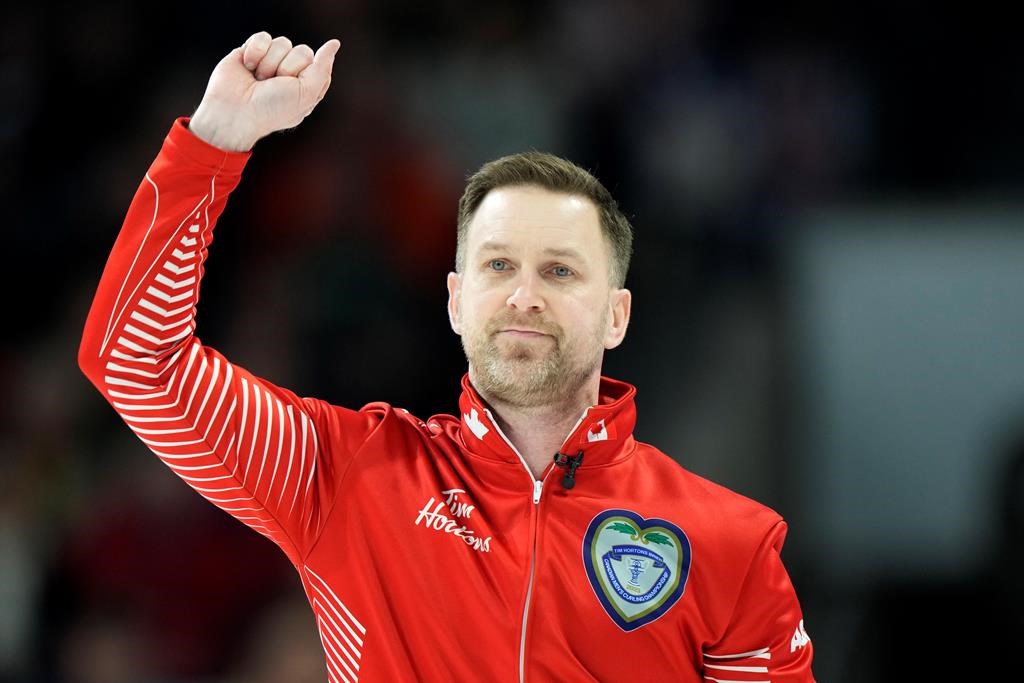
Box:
[485,313,562,338]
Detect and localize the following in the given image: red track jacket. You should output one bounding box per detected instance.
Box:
[79,119,815,682]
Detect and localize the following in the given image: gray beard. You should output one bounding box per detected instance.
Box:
[461,321,602,410]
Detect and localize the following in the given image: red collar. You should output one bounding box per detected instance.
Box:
[456,373,637,468]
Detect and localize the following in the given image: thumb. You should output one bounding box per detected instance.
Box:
[217,45,246,70]
[298,39,341,104]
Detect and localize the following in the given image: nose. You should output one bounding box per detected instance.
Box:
[506,273,546,312]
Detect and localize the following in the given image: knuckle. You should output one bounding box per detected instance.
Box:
[272,36,293,49]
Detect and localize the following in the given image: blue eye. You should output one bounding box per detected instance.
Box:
[552,265,572,277]
[489,259,508,271]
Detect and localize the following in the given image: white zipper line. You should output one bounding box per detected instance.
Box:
[519,525,539,683]
[518,465,555,683]
[482,407,535,484]
[480,406,589,683]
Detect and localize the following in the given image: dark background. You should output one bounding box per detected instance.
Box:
[2,1,1023,681]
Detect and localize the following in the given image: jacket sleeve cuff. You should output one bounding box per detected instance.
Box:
[163,116,253,174]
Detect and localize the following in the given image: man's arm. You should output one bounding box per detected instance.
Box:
[77,33,364,565]
[702,522,816,682]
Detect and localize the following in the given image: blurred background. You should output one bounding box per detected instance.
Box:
[2,0,1022,681]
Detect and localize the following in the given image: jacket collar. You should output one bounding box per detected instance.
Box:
[456,373,637,468]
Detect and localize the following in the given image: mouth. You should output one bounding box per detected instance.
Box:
[497,329,551,339]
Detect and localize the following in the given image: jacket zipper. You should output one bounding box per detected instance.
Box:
[482,407,589,683]
[519,479,546,683]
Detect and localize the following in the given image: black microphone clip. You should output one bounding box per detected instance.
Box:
[553,450,584,490]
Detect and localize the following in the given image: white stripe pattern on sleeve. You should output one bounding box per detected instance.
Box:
[703,647,771,683]
[99,174,321,551]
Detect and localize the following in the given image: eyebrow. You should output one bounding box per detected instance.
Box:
[477,241,587,262]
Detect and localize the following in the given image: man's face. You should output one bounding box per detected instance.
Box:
[447,185,631,409]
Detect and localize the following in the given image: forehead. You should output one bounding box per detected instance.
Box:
[465,185,605,258]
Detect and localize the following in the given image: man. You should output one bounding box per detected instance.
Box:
[79,32,815,682]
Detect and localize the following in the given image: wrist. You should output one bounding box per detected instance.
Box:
[188,106,259,152]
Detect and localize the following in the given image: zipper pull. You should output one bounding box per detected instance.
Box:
[533,479,543,504]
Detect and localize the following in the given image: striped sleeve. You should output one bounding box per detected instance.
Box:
[78,118,380,564]
[702,522,816,682]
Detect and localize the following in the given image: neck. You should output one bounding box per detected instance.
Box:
[472,372,601,478]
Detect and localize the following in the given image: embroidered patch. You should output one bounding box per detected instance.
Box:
[587,419,609,442]
[582,509,691,632]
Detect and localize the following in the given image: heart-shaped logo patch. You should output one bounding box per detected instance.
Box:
[582,509,692,632]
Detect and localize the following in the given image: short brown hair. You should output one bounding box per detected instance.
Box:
[456,152,634,288]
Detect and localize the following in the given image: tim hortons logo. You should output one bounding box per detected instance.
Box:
[414,488,491,553]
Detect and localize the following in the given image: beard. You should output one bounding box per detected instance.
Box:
[460,309,605,409]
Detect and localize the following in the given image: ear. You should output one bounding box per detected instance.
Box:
[446,271,462,335]
[603,288,631,350]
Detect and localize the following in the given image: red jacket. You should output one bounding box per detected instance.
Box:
[79,118,815,682]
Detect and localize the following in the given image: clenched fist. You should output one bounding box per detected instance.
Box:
[189,32,341,152]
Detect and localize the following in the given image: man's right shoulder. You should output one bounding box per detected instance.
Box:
[309,397,456,455]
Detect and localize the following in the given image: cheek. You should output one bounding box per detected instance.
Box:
[467,284,508,311]
[458,292,495,329]
[582,300,613,340]
[559,304,601,344]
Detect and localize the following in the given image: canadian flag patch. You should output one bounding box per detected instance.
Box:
[463,409,489,440]
[587,419,611,443]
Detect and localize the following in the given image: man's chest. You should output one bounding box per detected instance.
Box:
[300,456,720,681]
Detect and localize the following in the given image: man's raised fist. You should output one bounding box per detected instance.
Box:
[189,32,341,152]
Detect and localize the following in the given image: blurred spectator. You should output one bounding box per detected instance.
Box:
[55,608,155,683]
[223,596,326,683]
[36,433,294,680]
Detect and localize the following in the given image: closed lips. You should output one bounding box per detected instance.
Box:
[501,329,549,336]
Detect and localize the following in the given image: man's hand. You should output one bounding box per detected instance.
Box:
[189,32,341,152]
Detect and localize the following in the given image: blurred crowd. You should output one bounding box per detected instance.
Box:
[1,1,1021,681]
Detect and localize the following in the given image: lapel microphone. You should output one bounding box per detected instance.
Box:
[553,450,585,490]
